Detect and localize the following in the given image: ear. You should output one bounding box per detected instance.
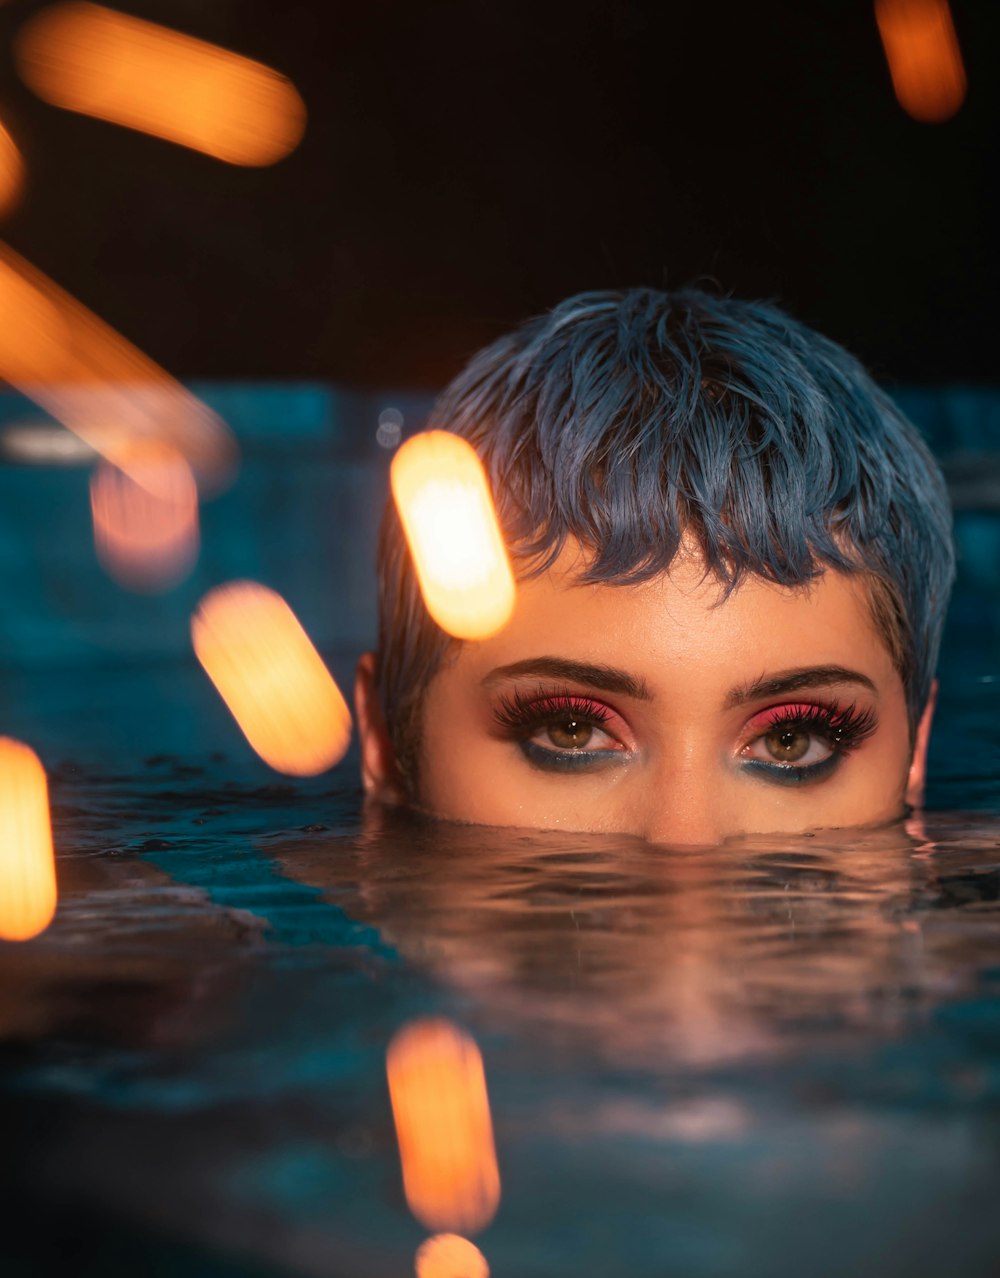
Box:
[354,651,406,803]
[905,679,938,809]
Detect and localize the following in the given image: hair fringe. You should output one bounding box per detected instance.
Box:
[376,287,956,778]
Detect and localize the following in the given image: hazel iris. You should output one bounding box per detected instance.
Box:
[765,729,811,762]
[548,719,594,749]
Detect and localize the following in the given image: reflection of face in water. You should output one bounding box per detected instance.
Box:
[358,546,937,845]
[273,805,995,1070]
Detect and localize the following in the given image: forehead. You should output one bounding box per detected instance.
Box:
[452,542,900,697]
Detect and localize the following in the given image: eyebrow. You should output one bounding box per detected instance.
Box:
[723,665,878,709]
[481,657,877,710]
[481,657,652,701]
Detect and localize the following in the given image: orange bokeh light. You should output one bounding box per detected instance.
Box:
[16,2,307,166]
[415,1234,490,1278]
[390,432,516,641]
[90,442,199,591]
[191,582,352,776]
[0,739,57,943]
[875,0,966,123]
[387,1018,501,1236]
[0,119,24,217]
[0,241,236,494]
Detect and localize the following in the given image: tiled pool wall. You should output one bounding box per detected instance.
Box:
[897,387,1000,665]
[0,383,997,772]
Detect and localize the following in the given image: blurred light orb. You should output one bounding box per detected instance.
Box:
[387,1017,501,1235]
[390,431,516,640]
[415,1235,490,1278]
[0,120,24,217]
[16,2,307,166]
[0,242,238,495]
[191,581,352,776]
[90,442,200,592]
[377,406,404,450]
[875,0,966,123]
[0,739,57,943]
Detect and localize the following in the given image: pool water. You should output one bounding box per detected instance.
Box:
[3,683,1000,1276]
[2,385,1000,1276]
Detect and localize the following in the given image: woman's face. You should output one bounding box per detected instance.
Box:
[358,542,933,845]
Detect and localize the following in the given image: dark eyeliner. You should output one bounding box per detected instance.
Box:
[492,685,625,770]
[739,700,878,787]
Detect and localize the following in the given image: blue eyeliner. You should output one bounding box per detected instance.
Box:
[740,754,840,786]
[518,740,629,773]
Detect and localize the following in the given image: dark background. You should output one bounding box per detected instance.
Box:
[0,0,996,390]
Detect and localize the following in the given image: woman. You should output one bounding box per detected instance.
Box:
[356,288,955,844]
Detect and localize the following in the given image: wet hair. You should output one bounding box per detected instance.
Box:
[374,287,955,788]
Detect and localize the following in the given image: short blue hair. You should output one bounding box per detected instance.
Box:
[376,287,955,783]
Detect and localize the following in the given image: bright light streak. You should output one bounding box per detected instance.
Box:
[191,582,352,776]
[91,442,199,591]
[0,739,57,943]
[16,2,307,166]
[0,241,237,494]
[415,1235,490,1278]
[0,119,24,217]
[387,1018,501,1236]
[875,0,966,123]
[390,432,516,641]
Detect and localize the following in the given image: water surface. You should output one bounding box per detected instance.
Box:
[3,746,1000,1277]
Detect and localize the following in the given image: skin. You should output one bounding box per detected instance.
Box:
[356,541,936,846]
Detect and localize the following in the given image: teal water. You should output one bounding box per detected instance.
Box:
[1,701,1000,1276]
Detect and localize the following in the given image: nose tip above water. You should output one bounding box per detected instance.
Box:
[629,775,739,849]
[635,806,730,850]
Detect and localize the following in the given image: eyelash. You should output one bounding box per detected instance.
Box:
[752,700,878,753]
[493,688,615,738]
[737,700,878,786]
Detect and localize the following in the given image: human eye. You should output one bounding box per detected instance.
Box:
[738,700,878,786]
[492,687,631,773]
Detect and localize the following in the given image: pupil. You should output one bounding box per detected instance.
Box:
[767,728,810,763]
[548,718,593,750]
